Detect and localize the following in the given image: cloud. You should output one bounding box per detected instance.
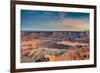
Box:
[56,18,89,31]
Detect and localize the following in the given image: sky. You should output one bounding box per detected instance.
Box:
[21,10,90,31]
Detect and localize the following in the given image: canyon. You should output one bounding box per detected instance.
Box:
[21,31,89,63]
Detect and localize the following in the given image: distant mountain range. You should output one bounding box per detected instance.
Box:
[21,31,89,39]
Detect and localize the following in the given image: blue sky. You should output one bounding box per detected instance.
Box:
[21,10,89,31]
